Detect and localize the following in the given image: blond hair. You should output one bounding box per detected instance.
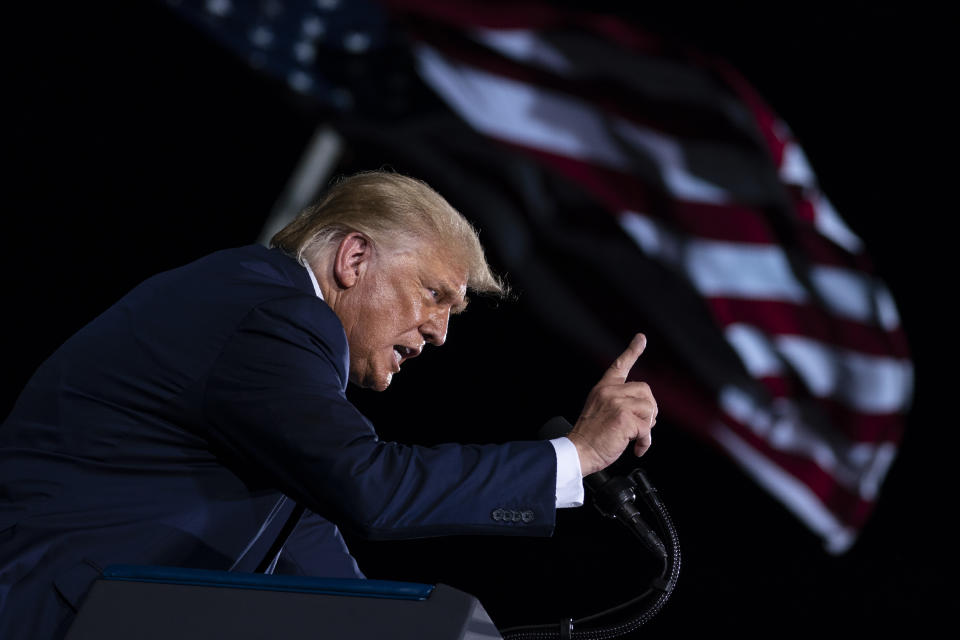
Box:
[271,170,506,295]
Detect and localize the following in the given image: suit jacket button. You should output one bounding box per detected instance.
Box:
[491,508,504,522]
[521,510,534,523]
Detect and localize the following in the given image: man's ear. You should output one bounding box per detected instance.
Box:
[333,232,373,289]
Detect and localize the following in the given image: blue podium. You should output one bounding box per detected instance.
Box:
[64,565,503,639]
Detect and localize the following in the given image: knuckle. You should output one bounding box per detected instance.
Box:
[597,386,618,401]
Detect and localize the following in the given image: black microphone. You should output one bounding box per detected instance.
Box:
[540,416,667,559]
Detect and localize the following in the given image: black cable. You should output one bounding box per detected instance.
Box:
[499,468,680,640]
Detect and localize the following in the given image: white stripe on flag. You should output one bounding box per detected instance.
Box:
[620,211,901,331]
[778,142,816,188]
[774,335,913,413]
[471,27,573,73]
[622,213,911,413]
[810,193,864,254]
[874,285,903,333]
[419,45,895,330]
[621,212,810,301]
[415,43,732,203]
[619,210,683,263]
[778,141,864,253]
[711,421,857,554]
[810,265,900,329]
[685,241,810,302]
[724,324,784,377]
[719,386,900,500]
[724,324,914,413]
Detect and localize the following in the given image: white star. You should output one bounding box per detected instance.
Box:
[293,41,316,64]
[205,0,232,17]
[301,16,326,39]
[343,31,370,53]
[249,26,274,48]
[288,71,314,93]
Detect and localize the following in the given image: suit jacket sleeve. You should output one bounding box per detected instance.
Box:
[202,293,557,541]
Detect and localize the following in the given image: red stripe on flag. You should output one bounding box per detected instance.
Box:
[707,57,790,167]
[707,297,910,357]
[495,140,784,244]
[384,0,570,29]
[387,0,667,55]
[818,397,907,444]
[405,22,763,148]
[753,375,908,444]
[719,414,878,530]
[650,372,878,531]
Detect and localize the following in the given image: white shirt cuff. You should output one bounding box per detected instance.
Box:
[550,437,584,508]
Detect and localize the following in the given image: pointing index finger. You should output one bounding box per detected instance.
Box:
[601,333,647,384]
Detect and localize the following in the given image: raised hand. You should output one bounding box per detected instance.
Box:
[567,333,658,476]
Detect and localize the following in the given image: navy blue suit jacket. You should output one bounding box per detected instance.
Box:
[0,245,557,639]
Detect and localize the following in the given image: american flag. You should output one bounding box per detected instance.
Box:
[166,0,913,553]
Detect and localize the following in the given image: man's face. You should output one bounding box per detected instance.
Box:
[336,241,468,391]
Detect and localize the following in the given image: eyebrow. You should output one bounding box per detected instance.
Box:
[436,282,469,314]
[452,296,470,314]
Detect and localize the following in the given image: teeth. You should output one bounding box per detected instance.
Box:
[393,346,415,366]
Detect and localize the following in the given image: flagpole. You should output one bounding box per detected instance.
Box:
[258,125,344,246]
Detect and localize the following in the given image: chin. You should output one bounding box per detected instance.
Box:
[360,368,393,392]
[349,358,393,391]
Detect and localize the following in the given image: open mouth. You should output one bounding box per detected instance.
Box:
[393,345,414,365]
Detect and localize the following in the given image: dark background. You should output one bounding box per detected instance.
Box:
[7,1,949,633]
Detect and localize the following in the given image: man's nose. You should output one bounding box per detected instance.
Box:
[421,309,450,346]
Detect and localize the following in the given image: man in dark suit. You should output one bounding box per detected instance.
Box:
[0,171,657,639]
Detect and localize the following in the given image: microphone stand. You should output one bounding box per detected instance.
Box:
[499,419,681,640]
